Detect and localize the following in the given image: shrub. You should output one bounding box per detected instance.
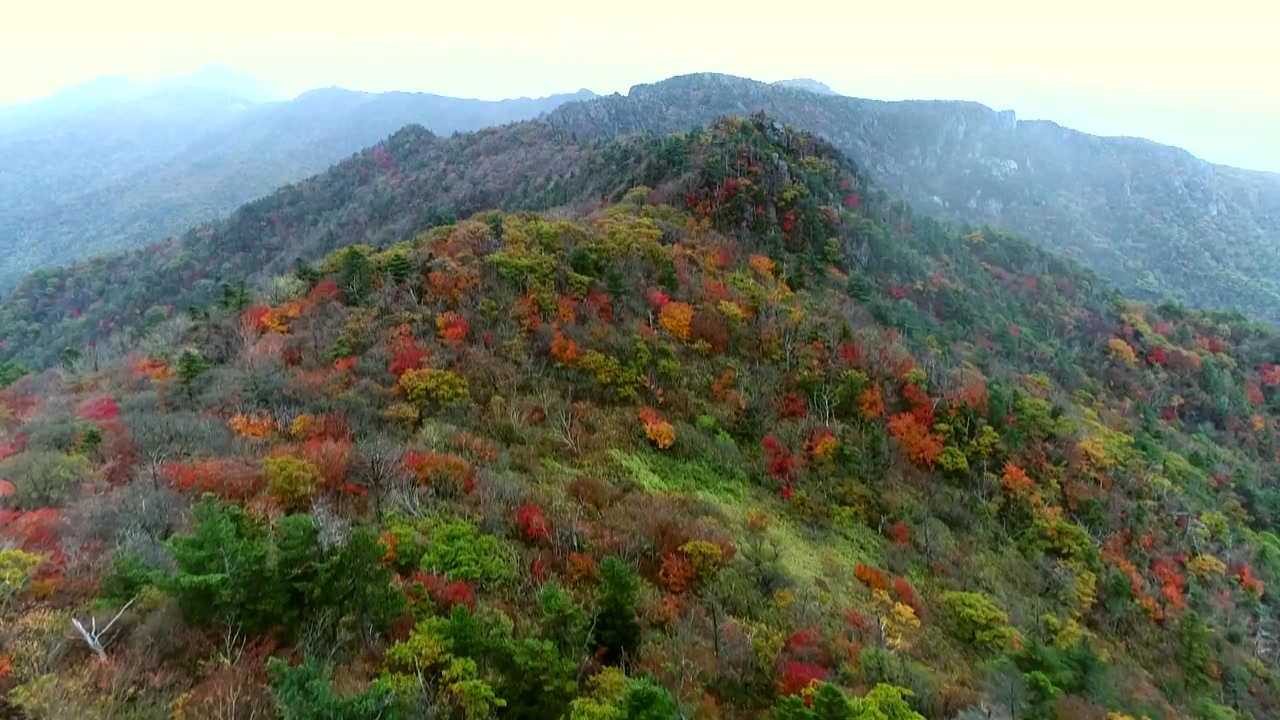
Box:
[940,591,1022,653]
[419,517,515,588]
[0,451,91,507]
[398,368,469,409]
[264,456,321,510]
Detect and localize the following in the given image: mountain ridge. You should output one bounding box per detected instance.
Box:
[0,81,598,289]
[5,68,1278,326]
[2,112,1280,719]
[548,73,1280,322]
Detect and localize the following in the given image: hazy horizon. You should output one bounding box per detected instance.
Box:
[2,0,1276,172]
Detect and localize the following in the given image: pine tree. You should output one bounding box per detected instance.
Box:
[1178,611,1216,693]
[339,248,373,306]
[620,679,678,720]
[167,496,285,634]
[847,273,875,302]
[268,656,399,720]
[810,683,855,720]
[177,348,211,398]
[0,359,27,389]
[594,556,640,665]
[311,529,407,640]
[385,252,413,285]
[294,257,322,287]
[219,280,250,312]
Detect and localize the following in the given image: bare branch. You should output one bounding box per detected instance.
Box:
[71,595,138,662]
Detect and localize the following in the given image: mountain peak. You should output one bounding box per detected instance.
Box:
[155,64,284,103]
[773,78,837,95]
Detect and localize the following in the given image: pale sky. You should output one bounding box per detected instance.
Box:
[2,0,1278,171]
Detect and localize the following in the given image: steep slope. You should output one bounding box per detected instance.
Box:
[4,115,1280,719]
[548,73,1280,322]
[0,77,595,288]
[0,119,624,367]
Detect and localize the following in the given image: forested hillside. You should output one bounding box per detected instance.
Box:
[548,74,1280,322]
[0,119,626,368]
[5,115,1280,719]
[0,75,594,288]
[9,69,1278,323]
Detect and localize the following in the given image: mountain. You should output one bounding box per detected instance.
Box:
[773,78,838,95]
[0,63,280,128]
[150,63,285,103]
[547,73,1280,323]
[4,113,1280,719]
[8,69,1278,325]
[0,74,595,289]
[0,74,144,126]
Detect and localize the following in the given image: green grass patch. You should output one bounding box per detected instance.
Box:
[605,448,885,586]
[607,448,749,503]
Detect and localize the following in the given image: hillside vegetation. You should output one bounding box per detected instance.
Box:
[7,70,1279,325]
[5,115,1280,719]
[0,77,594,288]
[548,73,1280,322]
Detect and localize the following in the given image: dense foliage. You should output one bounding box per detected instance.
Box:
[6,115,1280,719]
[0,115,670,368]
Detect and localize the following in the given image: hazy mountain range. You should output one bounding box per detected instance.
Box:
[2,66,1279,324]
[0,65,596,288]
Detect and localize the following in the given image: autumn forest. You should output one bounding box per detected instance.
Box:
[3,109,1280,720]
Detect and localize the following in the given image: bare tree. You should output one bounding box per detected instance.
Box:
[353,438,412,520]
[70,596,137,662]
[542,388,583,455]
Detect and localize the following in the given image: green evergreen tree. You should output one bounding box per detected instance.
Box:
[274,513,323,632]
[99,553,158,605]
[537,583,591,657]
[1178,611,1217,694]
[294,257,322,287]
[167,495,285,634]
[219,280,250,312]
[0,360,28,389]
[497,637,578,719]
[773,695,816,720]
[846,273,875,303]
[487,213,504,240]
[177,348,211,398]
[338,248,374,306]
[620,679,678,720]
[311,528,407,639]
[385,252,413,285]
[268,656,399,720]
[595,556,641,665]
[810,683,855,720]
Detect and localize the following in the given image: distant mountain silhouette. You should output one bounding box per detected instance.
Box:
[0,70,595,288]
